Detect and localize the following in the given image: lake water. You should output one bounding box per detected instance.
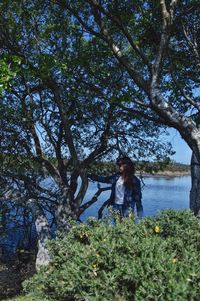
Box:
[81,175,191,220]
[0,176,191,258]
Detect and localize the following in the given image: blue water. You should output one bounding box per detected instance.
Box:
[0,176,191,257]
[81,176,191,220]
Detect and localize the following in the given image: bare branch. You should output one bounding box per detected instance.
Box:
[98,198,111,219]
[79,186,111,216]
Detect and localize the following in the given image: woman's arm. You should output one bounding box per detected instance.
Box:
[88,173,117,184]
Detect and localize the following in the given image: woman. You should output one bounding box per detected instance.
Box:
[88,157,143,218]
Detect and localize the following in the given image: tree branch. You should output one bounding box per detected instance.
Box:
[78,186,111,216]
[64,1,149,95]
[85,0,152,75]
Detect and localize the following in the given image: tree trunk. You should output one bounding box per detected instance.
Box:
[28,199,51,271]
[35,213,51,271]
[55,203,73,233]
[190,152,200,216]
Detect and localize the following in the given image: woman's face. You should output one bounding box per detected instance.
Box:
[118,163,125,173]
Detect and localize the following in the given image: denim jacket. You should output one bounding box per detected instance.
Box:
[88,172,142,207]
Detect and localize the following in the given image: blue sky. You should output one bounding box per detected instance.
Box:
[168,129,191,164]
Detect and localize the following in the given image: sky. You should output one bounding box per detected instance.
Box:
[167,128,192,164]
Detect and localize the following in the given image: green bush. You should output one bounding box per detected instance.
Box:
[15,210,200,301]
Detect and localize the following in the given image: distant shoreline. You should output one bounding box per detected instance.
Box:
[138,171,190,178]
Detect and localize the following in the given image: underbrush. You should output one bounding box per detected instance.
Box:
[8,210,200,301]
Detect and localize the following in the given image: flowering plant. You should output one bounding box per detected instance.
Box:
[20,210,200,301]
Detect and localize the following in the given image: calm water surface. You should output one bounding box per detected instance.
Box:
[81,176,191,220]
[0,176,191,257]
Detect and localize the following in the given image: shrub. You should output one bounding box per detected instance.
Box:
[17,210,200,301]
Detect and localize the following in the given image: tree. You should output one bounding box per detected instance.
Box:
[0,0,173,268]
[62,0,200,214]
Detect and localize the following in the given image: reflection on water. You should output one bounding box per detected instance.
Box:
[81,176,191,220]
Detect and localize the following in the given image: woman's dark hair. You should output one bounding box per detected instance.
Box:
[117,157,135,190]
[116,157,135,170]
[123,164,135,190]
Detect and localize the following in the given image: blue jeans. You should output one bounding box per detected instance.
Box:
[123,201,143,218]
[113,204,123,216]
